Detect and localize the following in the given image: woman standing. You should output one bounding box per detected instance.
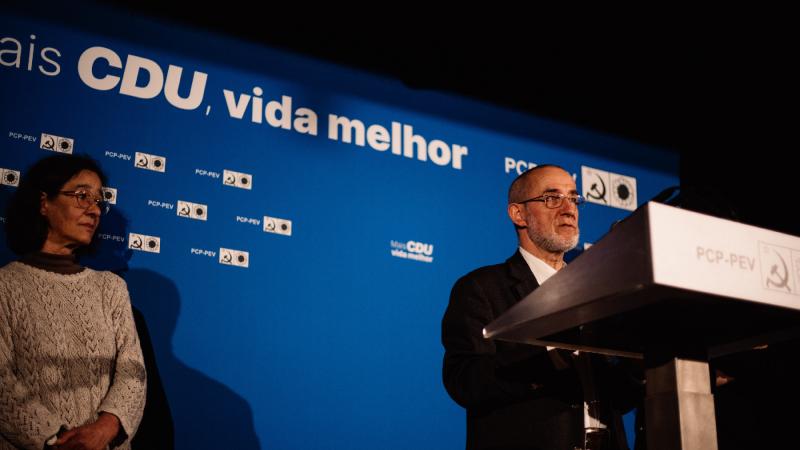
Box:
[0,154,145,450]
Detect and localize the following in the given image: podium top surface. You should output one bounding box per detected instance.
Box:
[483,202,800,358]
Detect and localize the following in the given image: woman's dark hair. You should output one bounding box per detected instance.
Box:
[5,153,109,255]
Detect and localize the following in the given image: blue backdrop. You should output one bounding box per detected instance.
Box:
[1,7,678,449]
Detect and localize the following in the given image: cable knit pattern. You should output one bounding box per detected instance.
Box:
[0,262,146,450]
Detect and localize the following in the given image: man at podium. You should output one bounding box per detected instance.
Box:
[442,165,639,450]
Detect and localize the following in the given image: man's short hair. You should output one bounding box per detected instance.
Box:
[507,164,567,204]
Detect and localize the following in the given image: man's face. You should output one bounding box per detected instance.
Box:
[510,167,580,253]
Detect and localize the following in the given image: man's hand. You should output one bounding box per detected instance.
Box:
[715,369,735,387]
[52,413,120,450]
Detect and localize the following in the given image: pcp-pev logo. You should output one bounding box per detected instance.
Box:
[581,165,637,211]
[219,247,249,268]
[102,187,117,204]
[128,233,161,253]
[759,242,799,295]
[223,169,252,190]
[40,133,74,154]
[177,200,208,221]
[263,215,292,236]
[504,157,538,175]
[134,152,167,172]
[1,167,20,187]
[390,239,435,263]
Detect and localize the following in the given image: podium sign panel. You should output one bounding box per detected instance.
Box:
[484,202,800,358]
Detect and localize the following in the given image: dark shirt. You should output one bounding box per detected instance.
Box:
[20,251,84,274]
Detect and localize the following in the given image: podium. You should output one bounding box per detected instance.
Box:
[483,202,800,450]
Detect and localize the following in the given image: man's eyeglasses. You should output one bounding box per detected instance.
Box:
[59,190,111,215]
[517,193,585,209]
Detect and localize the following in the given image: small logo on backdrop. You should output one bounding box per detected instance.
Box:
[40,133,73,154]
[219,247,249,268]
[263,215,292,236]
[759,242,798,295]
[610,174,637,210]
[581,166,637,211]
[134,152,167,172]
[390,240,434,263]
[104,150,132,161]
[194,168,221,179]
[97,233,125,243]
[582,166,608,205]
[504,157,538,175]
[147,200,174,210]
[8,131,39,143]
[504,158,578,181]
[236,216,261,226]
[102,187,117,205]
[190,248,217,258]
[222,169,253,190]
[128,233,161,253]
[177,200,208,221]
[1,168,20,187]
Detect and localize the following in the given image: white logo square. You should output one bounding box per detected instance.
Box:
[102,187,117,204]
[219,247,249,268]
[177,201,208,221]
[1,168,20,187]
[40,133,74,154]
[581,166,610,206]
[223,169,253,190]
[134,152,167,172]
[263,215,292,236]
[128,233,161,253]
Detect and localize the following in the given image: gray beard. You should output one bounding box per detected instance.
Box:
[530,230,579,253]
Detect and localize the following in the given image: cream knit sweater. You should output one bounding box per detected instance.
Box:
[0,262,146,450]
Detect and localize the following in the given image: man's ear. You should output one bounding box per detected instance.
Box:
[508,203,527,228]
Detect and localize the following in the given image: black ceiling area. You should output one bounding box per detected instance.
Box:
[27,3,800,235]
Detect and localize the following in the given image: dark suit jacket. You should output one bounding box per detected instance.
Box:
[442,251,638,450]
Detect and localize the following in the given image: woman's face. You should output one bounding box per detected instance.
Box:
[39,170,103,254]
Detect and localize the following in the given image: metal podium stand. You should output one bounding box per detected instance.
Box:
[483,202,800,450]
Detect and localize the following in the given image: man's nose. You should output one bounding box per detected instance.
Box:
[560,198,578,214]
